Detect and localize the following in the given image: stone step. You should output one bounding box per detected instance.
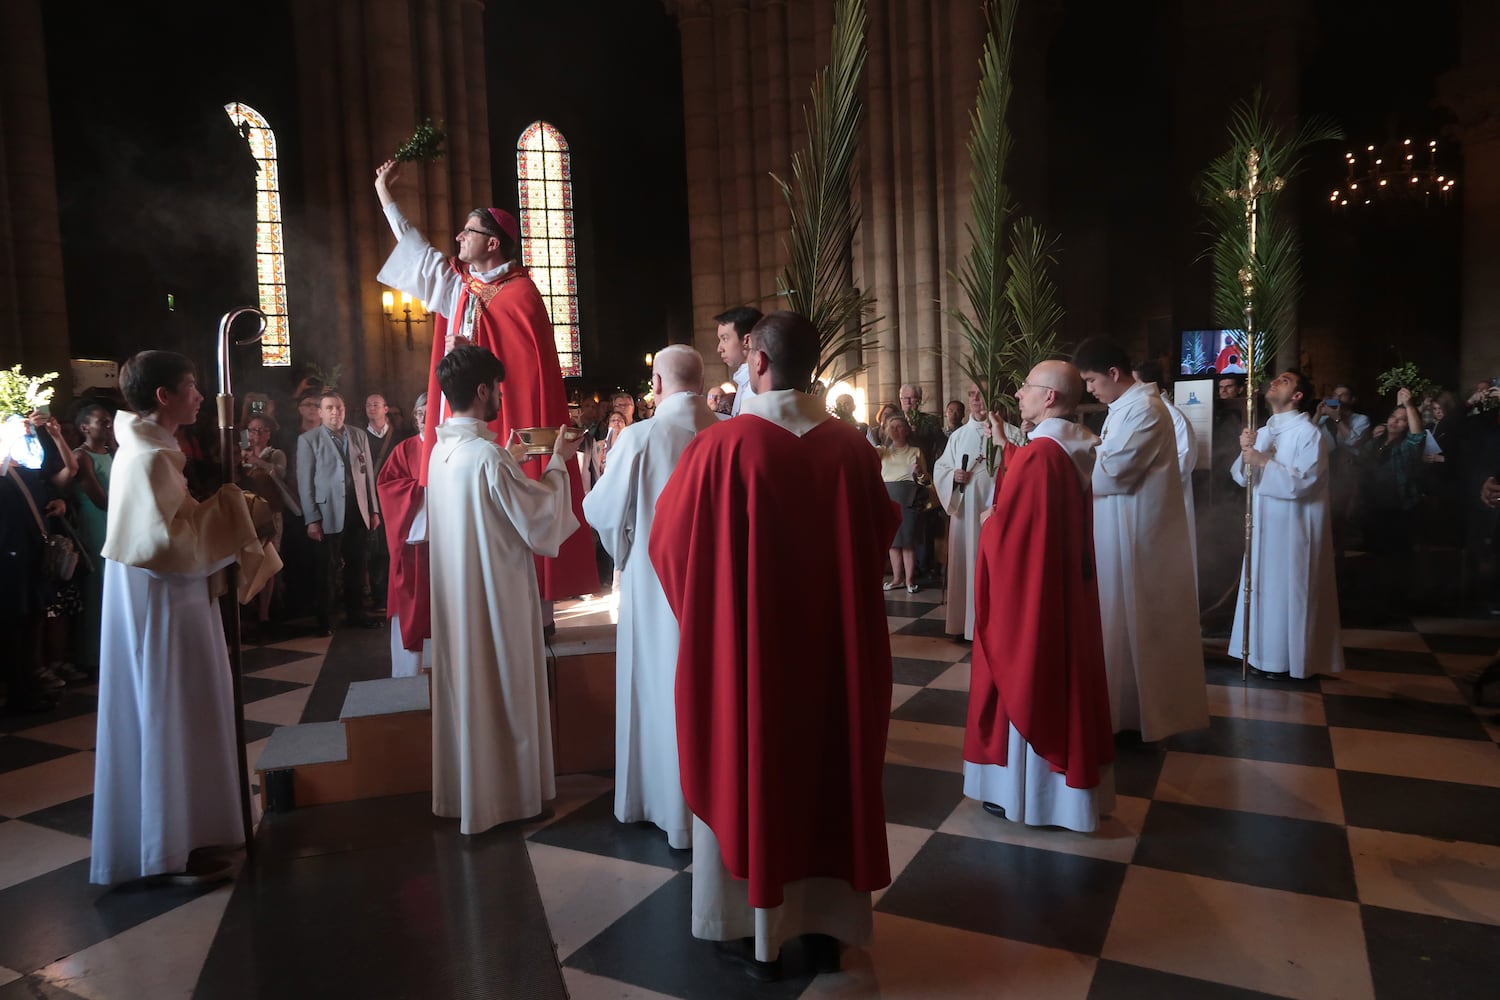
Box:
[255,721,348,772]
[340,676,430,720]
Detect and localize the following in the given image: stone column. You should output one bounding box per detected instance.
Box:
[0,0,71,394]
[1439,2,1500,388]
[291,0,491,409]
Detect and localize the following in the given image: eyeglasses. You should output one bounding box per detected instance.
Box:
[1017,382,1052,393]
[460,228,492,239]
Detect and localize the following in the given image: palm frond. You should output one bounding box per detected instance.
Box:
[1199,88,1341,378]
[773,0,879,386]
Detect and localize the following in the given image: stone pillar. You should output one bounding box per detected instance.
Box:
[1439,1,1500,388]
[291,0,491,408]
[0,0,71,395]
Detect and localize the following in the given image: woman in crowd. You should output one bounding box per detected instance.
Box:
[71,403,115,675]
[868,402,900,447]
[877,412,927,594]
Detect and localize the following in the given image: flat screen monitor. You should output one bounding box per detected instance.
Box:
[1180,330,1247,376]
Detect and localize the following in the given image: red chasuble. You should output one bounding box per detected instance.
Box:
[420,260,597,600]
[649,415,900,909]
[964,437,1115,788]
[376,434,429,651]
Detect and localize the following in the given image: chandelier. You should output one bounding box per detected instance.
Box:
[1330,137,1456,210]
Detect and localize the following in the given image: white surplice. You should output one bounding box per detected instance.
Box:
[1093,382,1208,742]
[1229,411,1344,677]
[427,417,578,834]
[581,391,716,850]
[91,413,259,885]
[933,416,1022,639]
[1161,393,1199,587]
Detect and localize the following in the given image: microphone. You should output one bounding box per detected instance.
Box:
[958,454,970,493]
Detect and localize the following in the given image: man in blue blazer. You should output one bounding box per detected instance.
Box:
[298,391,382,634]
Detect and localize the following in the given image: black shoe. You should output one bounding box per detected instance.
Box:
[981,801,1006,819]
[714,938,782,982]
[1247,666,1286,681]
[360,618,384,629]
[804,934,841,975]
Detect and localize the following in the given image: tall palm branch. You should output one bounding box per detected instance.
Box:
[1200,90,1341,377]
[953,0,1064,427]
[773,0,878,387]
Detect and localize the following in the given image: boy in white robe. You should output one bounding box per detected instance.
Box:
[1230,370,1344,678]
[91,351,265,886]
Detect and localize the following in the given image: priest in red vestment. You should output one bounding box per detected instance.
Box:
[377,392,430,676]
[373,159,597,602]
[649,311,899,980]
[963,360,1117,833]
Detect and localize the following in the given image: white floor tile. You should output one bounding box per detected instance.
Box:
[1319,671,1466,705]
[937,794,1148,865]
[889,684,923,712]
[0,752,96,818]
[0,967,20,988]
[14,713,99,751]
[885,720,964,773]
[525,843,675,961]
[1330,728,1500,788]
[1348,826,1500,927]
[802,912,1096,999]
[928,661,971,692]
[874,823,933,905]
[1103,866,1373,1000]
[36,884,233,1000]
[1207,684,1326,726]
[0,821,92,892]
[242,687,312,727]
[1410,617,1500,638]
[247,656,325,685]
[888,634,968,664]
[1155,752,1345,825]
[561,968,680,1000]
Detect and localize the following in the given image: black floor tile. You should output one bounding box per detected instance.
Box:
[1087,959,1285,999]
[242,719,278,745]
[1362,904,1500,1000]
[1133,801,1357,900]
[877,833,1127,955]
[885,599,940,618]
[565,873,816,1000]
[1203,654,1326,689]
[0,736,74,775]
[1340,647,1445,675]
[0,859,215,975]
[1111,740,1166,798]
[890,688,969,728]
[197,793,564,1000]
[1322,693,1491,741]
[20,795,93,839]
[525,792,691,870]
[238,646,322,674]
[299,624,393,724]
[1339,770,1500,847]
[1166,715,1335,768]
[237,675,306,705]
[0,977,89,1000]
[896,617,950,637]
[881,762,964,829]
[891,656,957,687]
[1419,633,1500,656]
[0,692,97,735]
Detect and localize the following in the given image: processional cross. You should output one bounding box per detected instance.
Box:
[1226,148,1284,681]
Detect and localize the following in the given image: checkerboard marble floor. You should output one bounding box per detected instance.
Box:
[2,595,1499,998]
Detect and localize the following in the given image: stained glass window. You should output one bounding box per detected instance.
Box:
[517,122,580,376]
[224,102,291,367]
